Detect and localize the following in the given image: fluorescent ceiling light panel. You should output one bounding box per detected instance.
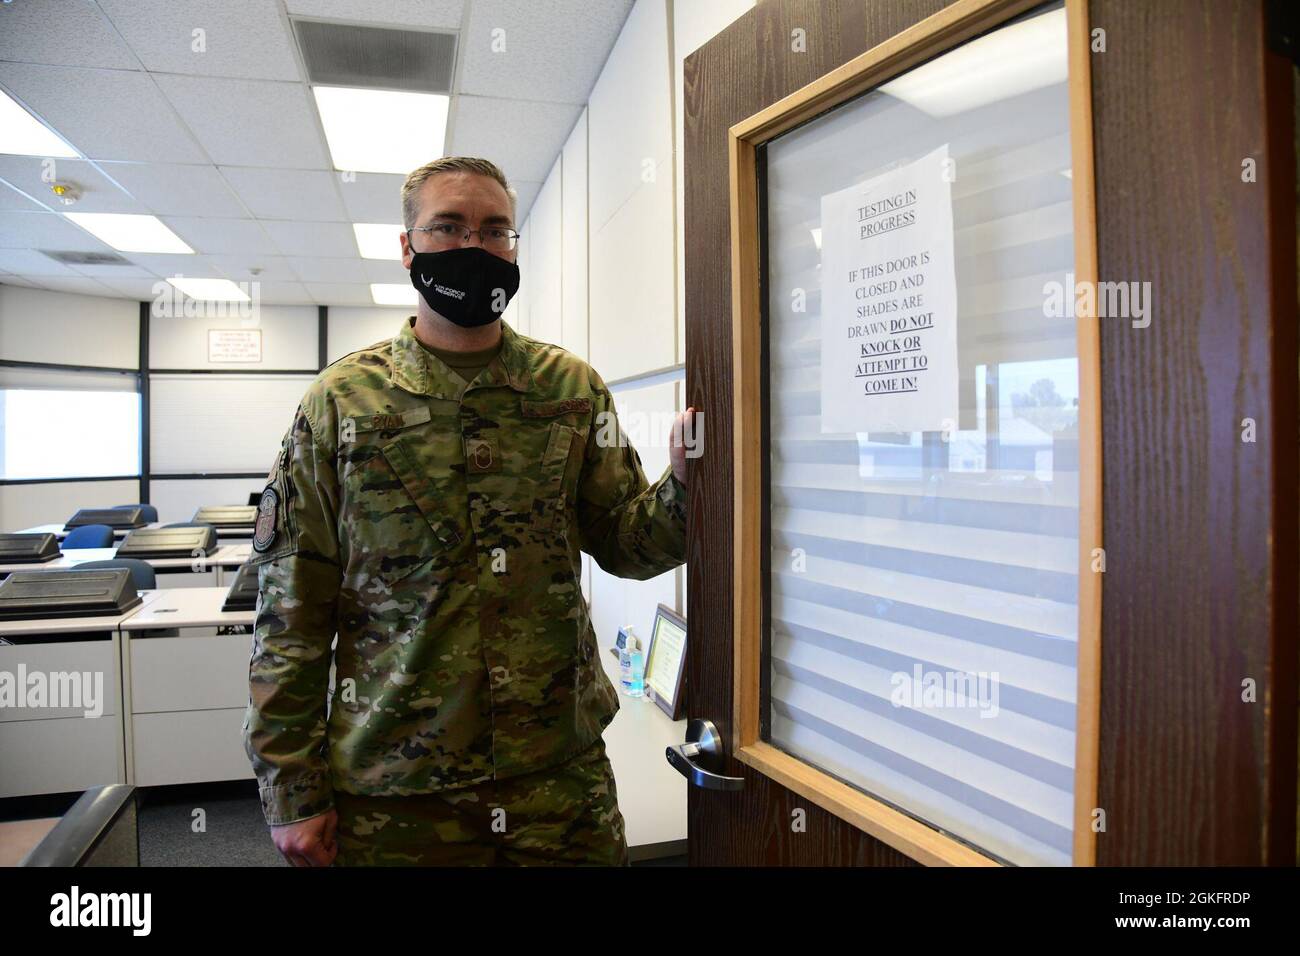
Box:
[371,283,416,306]
[64,213,193,254]
[354,223,404,260]
[166,277,250,302]
[314,87,448,174]
[879,7,1067,117]
[0,90,79,158]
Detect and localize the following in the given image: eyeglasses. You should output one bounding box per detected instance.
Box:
[408,219,521,253]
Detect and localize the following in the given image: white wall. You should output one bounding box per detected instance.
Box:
[587,0,677,382]
[149,305,318,371]
[561,109,590,359]
[327,306,409,363]
[526,161,564,347]
[0,284,139,368]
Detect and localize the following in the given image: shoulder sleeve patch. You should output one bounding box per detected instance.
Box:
[252,487,280,553]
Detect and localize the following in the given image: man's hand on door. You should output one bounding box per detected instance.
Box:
[669,406,697,486]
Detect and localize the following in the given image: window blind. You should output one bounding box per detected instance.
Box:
[149,374,312,474]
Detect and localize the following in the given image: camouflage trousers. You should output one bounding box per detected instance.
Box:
[332,737,628,866]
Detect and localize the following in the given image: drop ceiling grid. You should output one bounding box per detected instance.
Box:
[0,0,635,303]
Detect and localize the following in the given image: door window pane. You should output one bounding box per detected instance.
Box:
[763,1,1078,866]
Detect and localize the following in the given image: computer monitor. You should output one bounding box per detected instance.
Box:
[0,568,142,620]
[0,532,61,564]
[222,562,260,612]
[65,507,147,530]
[116,526,219,560]
[192,505,258,528]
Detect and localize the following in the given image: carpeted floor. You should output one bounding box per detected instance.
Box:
[135,781,686,866]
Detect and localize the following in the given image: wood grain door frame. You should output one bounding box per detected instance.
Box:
[726,0,1099,867]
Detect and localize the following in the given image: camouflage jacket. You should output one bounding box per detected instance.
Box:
[241,317,687,825]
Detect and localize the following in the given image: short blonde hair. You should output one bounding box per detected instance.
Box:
[401,157,518,229]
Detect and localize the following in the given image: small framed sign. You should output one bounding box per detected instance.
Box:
[208,328,262,363]
[644,603,687,720]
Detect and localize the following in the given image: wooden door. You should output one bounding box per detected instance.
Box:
[679,0,1296,866]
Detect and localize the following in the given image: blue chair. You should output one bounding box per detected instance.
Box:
[63,524,114,549]
[73,558,156,591]
[113,503,158,523]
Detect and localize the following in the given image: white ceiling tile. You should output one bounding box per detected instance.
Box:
[155,75,330,169]
[458,0,633,103]
[0,248,80,276]
[162,217,278,255]
[305,282,374,306]
[0,0,141,70]
[252,280,315,305]
[261,220,358,257]
[448,95,581,183]
[97,0,301,82]
[0,157,144,214]
[0,62,208,163]
[363,259,409,284]
[285,0,465,29]
[337,173,406,223]
[0,211,113,251]
[0,274,46,288]
[0,179,47,211]
[125,253,224,279]
[96,277,169,299]
[97,163,249,218]
[220,167,345,221]
[287,256,370,283]
[31,276,116,297]
[211,255,299,282]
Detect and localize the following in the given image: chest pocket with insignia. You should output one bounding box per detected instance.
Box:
[338,403,463,590]
[521,397,591,534]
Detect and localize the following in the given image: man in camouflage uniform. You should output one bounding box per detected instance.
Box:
[242,157,693,866]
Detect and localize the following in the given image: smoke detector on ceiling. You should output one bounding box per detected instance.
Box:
[49,181,81,206]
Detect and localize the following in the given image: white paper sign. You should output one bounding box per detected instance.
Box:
[818,144,958,433]
[208,329,262,363]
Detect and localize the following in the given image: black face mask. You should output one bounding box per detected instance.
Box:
[408,246,520,328]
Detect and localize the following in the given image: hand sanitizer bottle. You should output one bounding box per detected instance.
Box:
[628,637,645,699]
[619,627,636,693]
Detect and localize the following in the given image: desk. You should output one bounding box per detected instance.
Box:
[597,642,688,860]
[0,544,252,584]
[119,587,255,788]
[0,591,166,799]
